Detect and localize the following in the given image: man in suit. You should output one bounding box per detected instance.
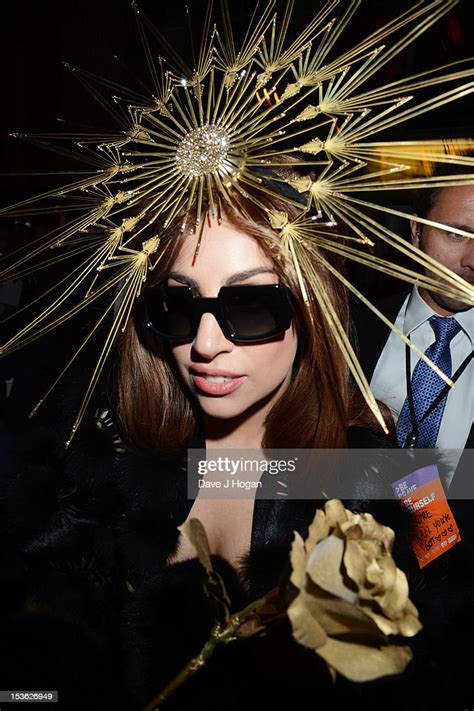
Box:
[354,178,473,491]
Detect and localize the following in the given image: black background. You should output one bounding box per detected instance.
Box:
[1,0,472,189]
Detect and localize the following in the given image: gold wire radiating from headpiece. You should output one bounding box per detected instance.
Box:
[1,0,473,443]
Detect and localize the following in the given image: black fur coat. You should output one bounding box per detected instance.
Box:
[1,392,473,711]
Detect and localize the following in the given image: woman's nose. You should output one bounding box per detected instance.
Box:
[192,312,233,359]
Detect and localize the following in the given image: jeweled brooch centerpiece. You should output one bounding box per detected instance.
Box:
[176,125,230,178]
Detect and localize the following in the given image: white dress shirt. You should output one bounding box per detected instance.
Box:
[370,287,473,485]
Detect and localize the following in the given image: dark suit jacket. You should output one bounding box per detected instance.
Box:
[351,290,473,494]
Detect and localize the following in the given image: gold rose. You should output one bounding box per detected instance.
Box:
[143,503,422,710]
[288,499,422,682]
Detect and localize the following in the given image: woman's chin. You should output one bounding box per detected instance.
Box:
[197,395,252,421]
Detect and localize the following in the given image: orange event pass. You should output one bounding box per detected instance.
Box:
[392,464,461,568]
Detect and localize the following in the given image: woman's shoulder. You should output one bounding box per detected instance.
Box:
[2,402,194,578]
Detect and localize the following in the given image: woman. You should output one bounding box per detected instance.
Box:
[0,182,450,710]
[112,171,395,570]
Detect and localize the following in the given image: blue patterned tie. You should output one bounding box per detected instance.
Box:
[396,315,462,448]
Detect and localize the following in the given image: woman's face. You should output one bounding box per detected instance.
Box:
[167,219,298,423]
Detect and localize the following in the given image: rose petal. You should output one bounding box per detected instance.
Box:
[359,604,422,637]
[297,586,341,633]
[306,535,356,604]
[316,637,413,682]
[305,508,332,550]
[302,581,385,640]
[324,499,350,530]
[365,555,397,595]
[289,531,307,590]
[342,515,394,553]
[343,538,371,589]
[378,568,410,617]
[287,595,327,649]
[359,606,405,636]
[399,610,423,637]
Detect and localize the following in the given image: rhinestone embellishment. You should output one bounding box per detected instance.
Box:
[176,125,230,177]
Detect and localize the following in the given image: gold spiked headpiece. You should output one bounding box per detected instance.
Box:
[1,0,473,442]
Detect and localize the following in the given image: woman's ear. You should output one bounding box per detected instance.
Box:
[410,219,421,248]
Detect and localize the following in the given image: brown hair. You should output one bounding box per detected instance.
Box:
[413,154,474,220]
[114,174,386,452]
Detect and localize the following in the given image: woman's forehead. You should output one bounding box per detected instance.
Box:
[170,219,275,278]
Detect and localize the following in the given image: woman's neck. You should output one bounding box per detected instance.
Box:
[204,403,268,450]
[204,416,264,450]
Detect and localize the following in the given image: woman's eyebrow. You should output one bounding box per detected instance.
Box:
[226,268,277,285]
[167,267,277,290]
[167,272,198,288]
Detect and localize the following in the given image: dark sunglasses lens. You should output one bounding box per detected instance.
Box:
[146,287,194,339]
[143,284,292,341]
[223,290,287,338]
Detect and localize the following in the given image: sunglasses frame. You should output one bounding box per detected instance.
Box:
[139,281,295,342]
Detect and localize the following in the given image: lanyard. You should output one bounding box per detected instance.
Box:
[403,337,473,448]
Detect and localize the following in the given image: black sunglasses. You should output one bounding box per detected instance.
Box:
[139,281,294,342]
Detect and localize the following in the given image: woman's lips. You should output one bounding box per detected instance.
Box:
[190,370,246,396]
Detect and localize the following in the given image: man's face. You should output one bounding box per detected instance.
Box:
[412,185,474,315]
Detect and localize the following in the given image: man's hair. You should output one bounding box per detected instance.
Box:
[413,153,474,218]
